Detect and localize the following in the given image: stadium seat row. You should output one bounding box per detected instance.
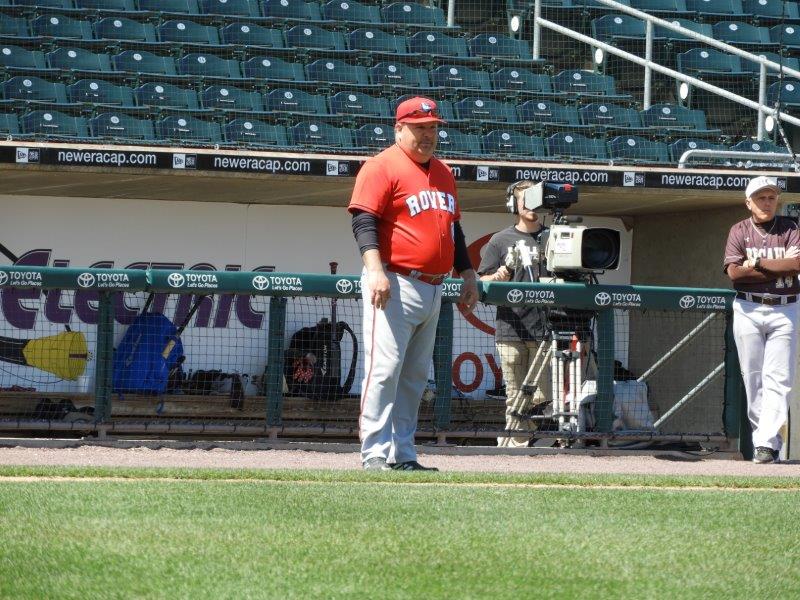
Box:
[0,108,787,165]
[1,0,450,28]
[546,0,800,23]
[0,74,723,138]
[1,18,533,65]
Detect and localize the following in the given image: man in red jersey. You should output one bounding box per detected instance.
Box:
[349,97,479,471]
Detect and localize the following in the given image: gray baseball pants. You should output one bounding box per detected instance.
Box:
[359,270,442,464]
[733,298,799,451]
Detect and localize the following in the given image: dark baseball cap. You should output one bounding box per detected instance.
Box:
[395,97,446,124]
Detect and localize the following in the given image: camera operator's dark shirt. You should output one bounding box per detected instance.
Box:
[478,225,548,342]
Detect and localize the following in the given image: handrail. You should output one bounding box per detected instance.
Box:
[678,149,800,170]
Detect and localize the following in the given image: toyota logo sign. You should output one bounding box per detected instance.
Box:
[336,279,354,294]
[77,272,95,288]
[252,275,270,290]
[0,272,7,286]
[507,289,524,304]
[679,295,696,309]
[167,273,185,288]
[594,292,611,306]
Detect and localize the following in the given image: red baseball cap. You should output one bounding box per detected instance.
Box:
[395,97,446,124]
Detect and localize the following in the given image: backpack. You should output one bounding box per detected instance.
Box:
[112,312,184,395]
[283,319,358,401]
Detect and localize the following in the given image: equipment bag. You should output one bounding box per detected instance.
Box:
[112,312,184,395]
[283,319,358,401]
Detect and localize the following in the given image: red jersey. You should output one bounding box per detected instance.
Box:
[348,144,460,274]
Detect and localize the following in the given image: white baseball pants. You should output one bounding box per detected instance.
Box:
[732,298,799,451]
[359,270,442,464]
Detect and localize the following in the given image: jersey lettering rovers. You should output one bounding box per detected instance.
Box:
[405,190,456,217]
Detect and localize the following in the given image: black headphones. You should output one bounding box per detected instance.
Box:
[506,181,520,214]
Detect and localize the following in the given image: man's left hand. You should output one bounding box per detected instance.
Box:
[458,269,479,315]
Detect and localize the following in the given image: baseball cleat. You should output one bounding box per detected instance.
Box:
[390,460,439,471]
[363,457,392,471]
[752,446,779,464]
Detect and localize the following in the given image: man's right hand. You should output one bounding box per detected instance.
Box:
[367,268,391,310]
[493,266,511,282]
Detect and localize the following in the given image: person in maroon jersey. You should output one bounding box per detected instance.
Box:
[349,97,479,471]
[724,176,800,463]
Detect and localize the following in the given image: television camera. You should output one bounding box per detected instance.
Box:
[518,182,621,277]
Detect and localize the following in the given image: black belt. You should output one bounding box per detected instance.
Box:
[386,264,447,285]
[736,292,798,306]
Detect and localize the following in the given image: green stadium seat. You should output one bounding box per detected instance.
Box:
[491,68,559,97]
[381,2,446,27]
[684,0,746,18]
[353,122,392,150]
[306,58,371,87]
[628,0,690,15]
[94,17,157,42]
[199,0,260,17]
[264,87,328,116]
[454,97,518,124]
[224,118,288,146]
[482,129,544,158]
[591,14,646,44]
[177,53,241,78]
[1,75,69,105]
[518,99,586,132]
[241,55,304,81]
[640,103,721,138]
[547,131,609,161]
[552,69,632,102]
[329,90,391,119]
[467,33,534,62]
[676,48,749,75]
[769,24,800,50]
[729,139,789,154]
[14,0,74,8]
[322,0,381,24]
[579,102,648,136]
[157,19,221,45]
[347,28,408,55]
[1,16,29,38]
[608,134,670,164]
[711,21,773,48]
[67,78,136,107]
[113,50,178,76]
[434,127,482,156]
[261,0,323,21]
[767,79,800,109]
[654,18,713,43]
[30,14,94,40]
[220,22,284,47]
[137,0,200,13]
[200,84,263,111]
[668,137,727,162]
[285,24,348,52]
[407,31,470,60]
[429,65,491,92]
[368,61,430,88]
[289,120,352,148]
[134,81,203,110]
[89,111,156,141]
[21,109,89,138]
[156,114,222,142]
[739,52,800,78]
[75,0,137,10]
[743,0,800,21]
[0,44,49,73]
[47,47,113,73]
[0,112,20,134]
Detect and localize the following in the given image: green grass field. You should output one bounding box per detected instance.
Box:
[1,466,799,599]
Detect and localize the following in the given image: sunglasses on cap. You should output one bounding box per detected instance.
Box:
[397,108,443,122]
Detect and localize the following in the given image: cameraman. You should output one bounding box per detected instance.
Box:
[478,181,550,447]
